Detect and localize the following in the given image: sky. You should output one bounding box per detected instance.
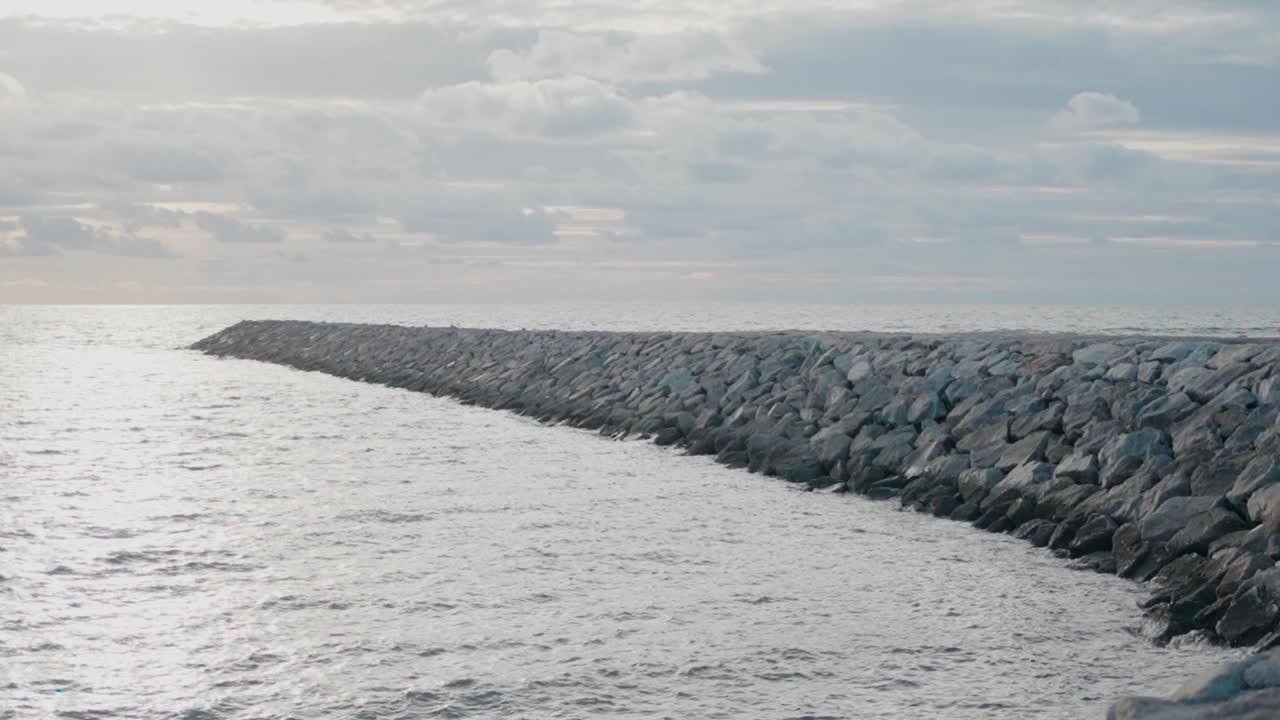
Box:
[0,1,1278,303]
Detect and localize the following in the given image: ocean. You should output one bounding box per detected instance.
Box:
[4,304,1268,719]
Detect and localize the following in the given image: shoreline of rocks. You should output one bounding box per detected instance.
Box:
[193,320,1280,718]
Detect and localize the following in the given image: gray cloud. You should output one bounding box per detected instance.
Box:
[110,143,229,184]
[194,212,286,244]
[323,228,377,243]
[399,199,557,244]
[3,214,172,257]
[0,3,1278,302]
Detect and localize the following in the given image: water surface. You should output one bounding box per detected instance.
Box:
[1,305,1248,719]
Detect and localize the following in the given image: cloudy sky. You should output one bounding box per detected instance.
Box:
[1,1,1278,303]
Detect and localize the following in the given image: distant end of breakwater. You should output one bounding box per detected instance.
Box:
[194,320,1280,717]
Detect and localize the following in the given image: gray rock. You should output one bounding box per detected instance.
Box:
[1191,451,1254,498]
[1247,484,1280,529]
[957,468,1003,504]
[907,392,948,423]
[846,357,874,383]
[1137,392,1198,430]
[1138,472,1191,518]
[1166,508,1249,556]
[1010,402,1065,439]
[1139,496,1224,543]
[1230,457,1280,510]
[808,425,854,466]
[1100,429,1172,469]
[1137,361,1163,384]
[982,461,1054,511]
[1150,341,1204,363]
[987,358,1022,376]
[1073,342,1128,366]
[995,431,1050,472]
[1055,452,1099,484]
[1107,362,1138,381]
[955,418,1009,452]
[1070,514,1119,557]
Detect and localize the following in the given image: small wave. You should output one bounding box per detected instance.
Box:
[102,549,181,565]
[152,560,259,576]
[337,509,434,524]
[148,513,210,522]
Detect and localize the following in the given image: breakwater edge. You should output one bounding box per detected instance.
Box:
[193,320,1280,718]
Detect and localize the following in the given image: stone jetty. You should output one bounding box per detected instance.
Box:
[194,320,1280,716]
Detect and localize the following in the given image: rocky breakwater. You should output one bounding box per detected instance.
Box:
[194,322,1280,653]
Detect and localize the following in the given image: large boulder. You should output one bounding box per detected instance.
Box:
[995,431,1051,472]
[1229,457,1280,510]
[1138,496,1225,544]
[982,461,1054,511]
[1165,508,1249,556]
[1247,484,1280,530]
[808,425,854,467]
[1055,452,1100,484]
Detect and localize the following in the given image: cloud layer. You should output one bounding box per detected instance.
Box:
[0,1,1278,302]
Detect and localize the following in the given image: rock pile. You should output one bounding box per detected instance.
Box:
[1109,649,1280,718]
[193,321,1280,660]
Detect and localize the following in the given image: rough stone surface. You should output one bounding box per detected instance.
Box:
[193,322,1280,670]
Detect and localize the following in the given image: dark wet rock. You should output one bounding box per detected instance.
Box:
[982,461,1054,511]
[1166,508,1249,556]
[1074,551,1116,574]
[949,500,982,522]
[1070,514,1119,557]
[974,504,1011,531]
[1154,554,1208,590]
[925,489,962,518]
[1038,482,1099,522]
[1113,523,1148,578]
[1048,515,1084,552]
[1005,497,1037,526]
[1218,586,1280,647]
[1013,518,1057,547]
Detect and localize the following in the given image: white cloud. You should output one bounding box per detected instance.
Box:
[1,6,1279,302]
[1050,92,1142,131]
[419,76,635,137]
[0,72,25,100]
[487,30,765,84]
[323,228,377,243]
